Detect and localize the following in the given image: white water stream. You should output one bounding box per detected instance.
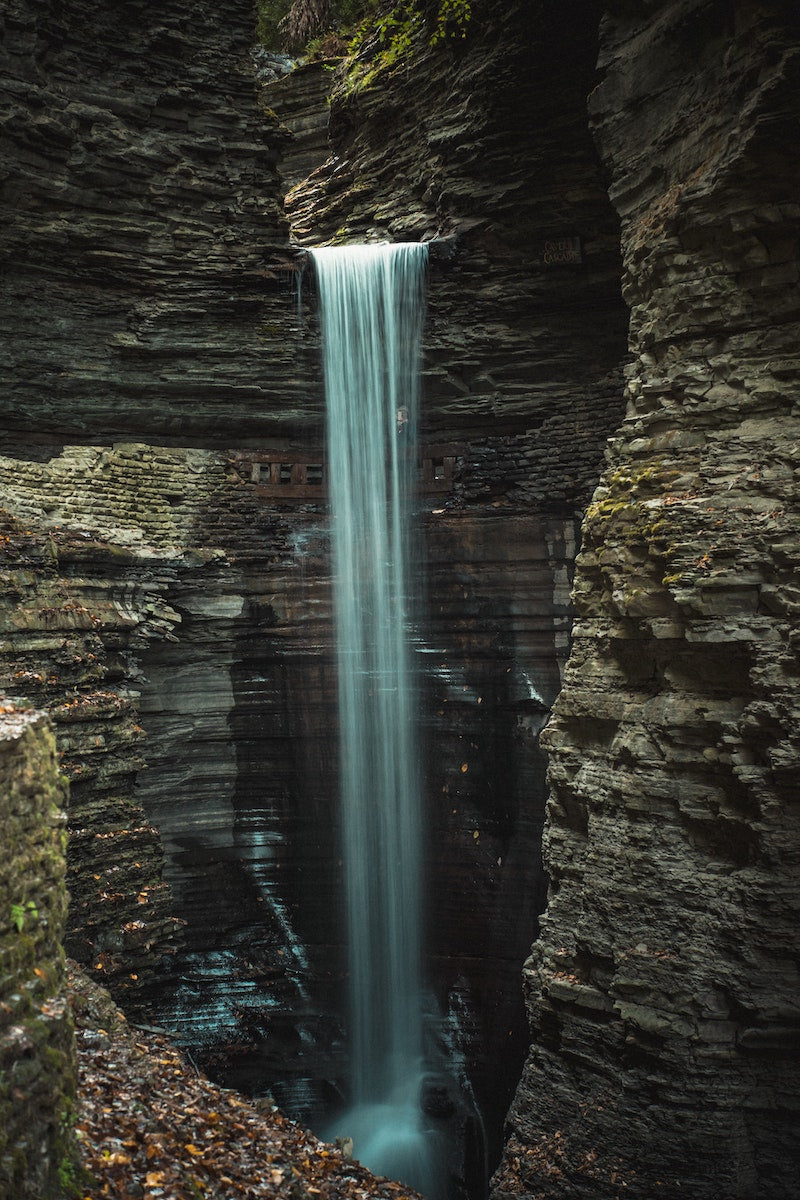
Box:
[309,243,440,1195]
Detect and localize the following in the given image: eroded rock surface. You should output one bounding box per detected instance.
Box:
[285,1,628,454]
[0,0,314,442]
[495,3,800,1197]
[270,0,631,1170]
[0,708,74,1199]
[2,11,631,1187]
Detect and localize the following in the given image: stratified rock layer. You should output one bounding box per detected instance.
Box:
[0,438,573,1196]
[2,3,631,1186]
[285,1,629,466]
[273,1,631,1172]
[0,0,310,443]
[494,3,800,1197]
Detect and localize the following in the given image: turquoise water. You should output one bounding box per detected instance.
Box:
[310,243,439,1195]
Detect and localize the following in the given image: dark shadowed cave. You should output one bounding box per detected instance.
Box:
[1,1,799,1198]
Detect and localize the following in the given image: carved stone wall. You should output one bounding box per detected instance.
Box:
[494,3,800,1197]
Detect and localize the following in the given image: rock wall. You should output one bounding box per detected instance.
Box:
[268,0,632,1170]
[0,0,312,445]
[1,0,793,1195]
[0,438,574,1195]
[0,454,197,1002]
[0,0,636,1189]
[494,2,800,1197]
[285,0,628,454]
[0,708,75,1199]
[0,0,312,1012]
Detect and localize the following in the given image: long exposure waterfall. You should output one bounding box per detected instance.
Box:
[310,243,439,1195]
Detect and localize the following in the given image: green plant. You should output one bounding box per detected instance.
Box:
[430,0,471,42]
[368,1,424,64]
[343,0,473,91]
[57,1155,77,1196]
[256,0,291,47]
[10,899,38,933]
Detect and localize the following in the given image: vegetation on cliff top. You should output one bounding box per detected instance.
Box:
[257,0,471,57]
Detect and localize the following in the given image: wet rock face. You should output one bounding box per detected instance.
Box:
[0,450,223,998]
[130,491,578,1166]
[267,0,630,1172]
[0,442,573,1200]
[494,3,800,1198]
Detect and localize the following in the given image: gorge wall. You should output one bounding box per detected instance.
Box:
[0,0,303,445]
[0,0,295,1013]
[1,0,628,1189]
[0,709,74,1199]
[274,3,631,1167]
[494,2,800,1197]
[2,0,798,1197]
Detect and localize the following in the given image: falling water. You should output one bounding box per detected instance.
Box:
[310,243,439,1195]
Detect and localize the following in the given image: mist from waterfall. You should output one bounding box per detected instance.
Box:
[309,242,440,1196]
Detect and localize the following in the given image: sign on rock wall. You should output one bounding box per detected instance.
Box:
[542,237,582,265]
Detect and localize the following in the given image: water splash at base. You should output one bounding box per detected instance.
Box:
[328,1075,444,1198]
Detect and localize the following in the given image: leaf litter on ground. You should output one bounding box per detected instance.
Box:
[67,962,421,1200]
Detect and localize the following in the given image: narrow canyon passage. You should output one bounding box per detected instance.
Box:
[1,2,798,1199]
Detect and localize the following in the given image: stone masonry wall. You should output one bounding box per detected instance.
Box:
[0,707,75,1200]
[494,3,800,1197]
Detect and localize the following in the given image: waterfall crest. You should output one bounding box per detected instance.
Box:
[310,242,438,1195]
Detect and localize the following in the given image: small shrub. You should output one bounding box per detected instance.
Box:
[256,0,472,58]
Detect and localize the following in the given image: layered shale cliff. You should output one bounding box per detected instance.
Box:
[0,0,303,1011]
[1,1,630,1187]
[273,0,631,1166]
[0,0,310,444]
[495,2,800,1197]
[3,0,798,1197]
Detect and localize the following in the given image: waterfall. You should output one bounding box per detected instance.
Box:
[310,243,439,1195]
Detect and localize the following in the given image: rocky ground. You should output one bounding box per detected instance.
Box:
[67,962,418,1200]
